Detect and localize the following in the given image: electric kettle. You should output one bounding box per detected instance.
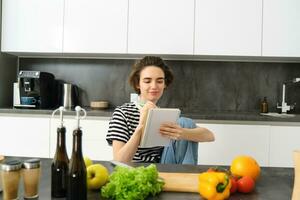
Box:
[61,83,79,109]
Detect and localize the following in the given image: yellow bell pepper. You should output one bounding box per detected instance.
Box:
[198,172,231,200]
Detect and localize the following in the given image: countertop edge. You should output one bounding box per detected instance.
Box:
[1,108,300,126]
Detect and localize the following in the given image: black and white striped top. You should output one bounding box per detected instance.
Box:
[106,102,164,163]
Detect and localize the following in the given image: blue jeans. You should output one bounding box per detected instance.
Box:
[160,117,199,165]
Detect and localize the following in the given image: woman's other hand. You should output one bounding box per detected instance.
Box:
[160,122,215,142]
[159,122,184,140]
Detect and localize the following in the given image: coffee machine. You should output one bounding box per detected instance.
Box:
[15,71,57,109]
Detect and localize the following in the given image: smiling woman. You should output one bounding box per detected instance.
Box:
[105,56,215,164]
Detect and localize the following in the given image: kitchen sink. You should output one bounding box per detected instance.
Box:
[260,112,296,118]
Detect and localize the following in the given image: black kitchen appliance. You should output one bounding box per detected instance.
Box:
[16,71,57,109]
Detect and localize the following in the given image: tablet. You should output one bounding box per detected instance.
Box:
[140,108,181,147]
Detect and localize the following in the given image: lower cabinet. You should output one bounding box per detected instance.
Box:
[197,123,270,166]
[269,125,300,168]
[49,117,112,161]
[0,115,112,161]
[197,122,300,168]
[0,115,50,158]
[1,114,299,167]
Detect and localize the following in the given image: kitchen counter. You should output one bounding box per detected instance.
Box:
[1,108,300,123]
[0,157,294,200]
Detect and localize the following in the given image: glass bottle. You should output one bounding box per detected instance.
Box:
[51,107,69,198]
[261,97,268,113]
[67,106,87,200]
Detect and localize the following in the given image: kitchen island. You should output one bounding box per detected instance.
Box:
[0,157,294,200]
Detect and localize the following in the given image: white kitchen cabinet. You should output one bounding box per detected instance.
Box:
[0,116,50,158]
[269,126,300,167]
[50,117,112,161]
[1,0,64,53]
[128,0,194,55]
[194,0,262,56]
[197,123,270,166]
[63,0,128,54]
[262,0,300,57]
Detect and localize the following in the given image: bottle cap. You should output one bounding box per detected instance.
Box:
[1,160,22,171]
[22,159,41,169]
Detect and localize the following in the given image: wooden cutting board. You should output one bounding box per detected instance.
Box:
[159,172,199,193]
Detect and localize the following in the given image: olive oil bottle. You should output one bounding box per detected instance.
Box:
[51,107,69,198]
[67,106,87,200]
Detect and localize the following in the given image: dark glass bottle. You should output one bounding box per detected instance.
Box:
[67,128,87,200]
[261,97,268,113]
[51,127,69,198]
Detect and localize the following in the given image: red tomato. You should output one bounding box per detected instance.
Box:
[237,176,255,193]
[230,177,238,194]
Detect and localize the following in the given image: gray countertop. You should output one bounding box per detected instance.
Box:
[0,157,295,200]
[1,107,300,123]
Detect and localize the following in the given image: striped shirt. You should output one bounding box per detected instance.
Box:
[106,102,164,163]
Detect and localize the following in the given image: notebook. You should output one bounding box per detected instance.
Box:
[140,108,181,147]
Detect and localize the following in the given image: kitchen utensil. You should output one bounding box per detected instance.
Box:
[17,71,57,109]
[62,83,79,109]
[292,150,300,200]
[90,101,108,109]
[159,172,199,192]
[108,160,199,193]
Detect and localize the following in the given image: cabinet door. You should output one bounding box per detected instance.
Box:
[0,116,50,158]
[63,0,128,54]
[262,0,300,57]
[1,0,64,53]
[197,123,270,166]
[269,126,300,167]
[50,118,112,161]
[194,0,262,56]
[128,0,194,55]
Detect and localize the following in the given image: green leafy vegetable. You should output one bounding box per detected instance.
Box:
[101,164,164,200]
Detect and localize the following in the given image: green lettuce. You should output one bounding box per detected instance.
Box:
[101,164,164,200]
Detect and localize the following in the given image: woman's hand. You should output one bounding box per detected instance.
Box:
[160,122,215,142]
[159,122,185,140]
[138,101,157,126]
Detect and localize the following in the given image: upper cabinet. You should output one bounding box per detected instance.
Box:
[262,0,300,57]
[2,0,300,59]
[127,0,194,55]
[1,0,64,53]
[63,0,128,54]
[194,0,262,56]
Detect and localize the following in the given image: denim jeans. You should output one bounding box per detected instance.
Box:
[160,117,199,165]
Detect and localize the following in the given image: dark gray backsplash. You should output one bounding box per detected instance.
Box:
[19,58,300,113]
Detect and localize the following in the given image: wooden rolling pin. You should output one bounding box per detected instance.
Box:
[159,172,199,193]
[292,150,300,200]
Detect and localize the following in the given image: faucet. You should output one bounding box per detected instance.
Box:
[277,78,300,113]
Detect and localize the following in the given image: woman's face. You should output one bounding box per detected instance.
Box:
[137,66,166,104]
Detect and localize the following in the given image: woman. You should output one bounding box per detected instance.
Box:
[106,56,214,164]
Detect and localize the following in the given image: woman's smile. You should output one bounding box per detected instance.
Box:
[138,66,166,103]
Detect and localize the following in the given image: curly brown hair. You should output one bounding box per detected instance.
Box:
[128,56,174,94]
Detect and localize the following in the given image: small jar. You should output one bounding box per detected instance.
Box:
[22,159,41,199]
[0,160,22,200]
